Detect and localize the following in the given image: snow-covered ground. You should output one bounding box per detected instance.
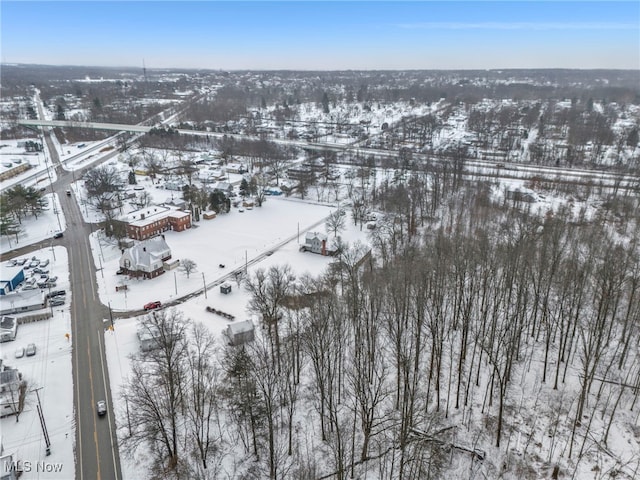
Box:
[99,197,370,478]
[0,139,54,192]
[0,193,66,254]
[0,246,74,480]
[91,196,355,312]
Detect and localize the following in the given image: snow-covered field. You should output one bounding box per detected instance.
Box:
[102,205,371,478]
[0,192,66,254]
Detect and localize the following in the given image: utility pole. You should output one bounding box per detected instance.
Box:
[202,272,207,299]
[33,387,51,456]
[108,301,114,330]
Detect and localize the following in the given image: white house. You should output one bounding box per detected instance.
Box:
[301,231,339,256]
[120,237,172,279]
[224,320,255,346]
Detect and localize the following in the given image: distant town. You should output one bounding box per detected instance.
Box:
[0,65,639,480]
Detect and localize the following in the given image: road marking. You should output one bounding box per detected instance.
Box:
[88,344,102,480]
[73,297,84,480]
[97,322,119,479]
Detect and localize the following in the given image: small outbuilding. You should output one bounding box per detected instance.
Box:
[224,320,255,346]
[220,282,232,294]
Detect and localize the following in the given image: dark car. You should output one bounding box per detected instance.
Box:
[46,289,66,299]
[26,343,37,356]
[96,400,107,416]
[144,301,162,311]
[53,232,63,239]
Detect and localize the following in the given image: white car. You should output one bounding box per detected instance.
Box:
[15,347,25,358]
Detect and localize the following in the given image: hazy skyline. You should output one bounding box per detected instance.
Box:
[2,1,639,70]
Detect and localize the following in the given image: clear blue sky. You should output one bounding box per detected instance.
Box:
[2,1,639,70]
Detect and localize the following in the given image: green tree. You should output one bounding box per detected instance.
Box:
[321,92,330,114]
[239,178,250,198]
[56,104,65,120]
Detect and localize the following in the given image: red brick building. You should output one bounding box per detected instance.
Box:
[122,206,192,241]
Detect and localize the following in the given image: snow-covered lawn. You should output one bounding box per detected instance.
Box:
[101,199,371,479]
[91,196,353,312]
[0,193,66,255]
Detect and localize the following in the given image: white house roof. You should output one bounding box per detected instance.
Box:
[0,290,45,314]
[123,237,171,269]
[305,231,327,242]
[227,319,254,336]
[124,205,171,227]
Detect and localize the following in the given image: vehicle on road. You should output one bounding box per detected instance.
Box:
[25,343,36,356]
[96,400,107,416]
[15,347,25,358]
[66,190,71,196]
[53,232,63,239]
[144,301,162,311]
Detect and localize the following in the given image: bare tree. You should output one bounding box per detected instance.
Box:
[179,258,197,279]
[121,309,188,474]
[325,210,346,238]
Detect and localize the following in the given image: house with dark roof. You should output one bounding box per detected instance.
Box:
[119,237,172,279]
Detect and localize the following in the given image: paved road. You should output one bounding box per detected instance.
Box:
[5,98,123,480]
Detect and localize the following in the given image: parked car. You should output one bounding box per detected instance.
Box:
[40,259,50,267]
[15,347,25,358]
[49,298,65,307]
[25,343,36,356]
[53,232,63,239]
[46,289,66,299]
[96,400,107,416]
[144,301,162,311]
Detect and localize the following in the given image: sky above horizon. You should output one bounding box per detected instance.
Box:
[2,1,639,70]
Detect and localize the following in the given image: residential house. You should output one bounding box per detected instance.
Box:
[120,237,172,279]
[0,360,22,420]
[224,320,255,346]
[0,317,18,343]
[301,231,339,256]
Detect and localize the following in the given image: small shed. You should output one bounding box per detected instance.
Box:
[224,320,255,346]
[203,211,217,220]
[220,282,232,294]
